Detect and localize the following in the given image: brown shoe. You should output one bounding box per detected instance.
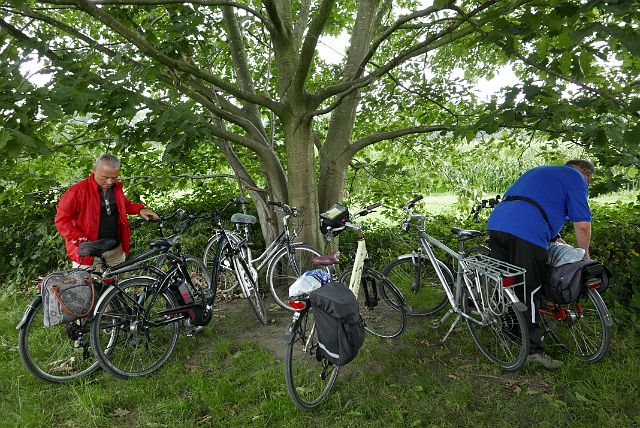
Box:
[527,352,563,370]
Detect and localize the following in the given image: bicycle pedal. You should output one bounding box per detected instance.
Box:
[430,320,442,329]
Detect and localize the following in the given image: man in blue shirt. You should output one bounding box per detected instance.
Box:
[487,160,594,370]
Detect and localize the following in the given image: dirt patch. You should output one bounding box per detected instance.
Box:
[207,295,294,358]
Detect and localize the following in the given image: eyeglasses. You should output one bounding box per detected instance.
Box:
[104,198,111,216]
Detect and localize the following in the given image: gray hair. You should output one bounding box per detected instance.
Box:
[95,154,121,170]
[565,159,595,174]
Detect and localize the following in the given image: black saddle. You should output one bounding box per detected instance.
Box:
[78,239,118,257]
[450,227,483,242]
[149,235,181,250]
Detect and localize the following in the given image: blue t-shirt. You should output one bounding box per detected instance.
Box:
[487,165,592,249]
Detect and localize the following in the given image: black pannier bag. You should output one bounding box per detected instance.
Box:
[309,281,365,366]
[546,260,612,304]
[319,203,349,235]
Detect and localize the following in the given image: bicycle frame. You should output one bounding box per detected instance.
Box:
[93,247,193,327]
[406,216,525,342]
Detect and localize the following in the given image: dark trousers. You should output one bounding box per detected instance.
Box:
[488,231,549,354]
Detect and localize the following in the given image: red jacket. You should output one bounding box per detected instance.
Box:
[55,174,145,264]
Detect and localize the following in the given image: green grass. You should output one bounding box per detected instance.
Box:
[2,290,638,428]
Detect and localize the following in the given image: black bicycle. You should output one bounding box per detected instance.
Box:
[89,220,214,379]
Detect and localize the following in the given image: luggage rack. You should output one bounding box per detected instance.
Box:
[464,254,526,288]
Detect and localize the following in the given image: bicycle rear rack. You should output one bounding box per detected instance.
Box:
[464,254,526,289]
[432,254,527,344]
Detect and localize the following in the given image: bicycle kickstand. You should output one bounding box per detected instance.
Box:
[430,308,462,344]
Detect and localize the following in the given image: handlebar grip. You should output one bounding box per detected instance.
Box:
[235,198,249,205]
[366,201,382,210]
[410,195,424,204]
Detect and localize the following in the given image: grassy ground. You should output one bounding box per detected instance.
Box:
[1,290,638,428]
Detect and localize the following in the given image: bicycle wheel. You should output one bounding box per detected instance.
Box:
[210,239,240,297]
[234,255,268,325]
[539,288,612,362]
[465,245,490,257]
[91,277,180,379]
[462,285,529,370]
[203,232,241,293]
[339,267,407,338]
[18,297,103,382]
[284,308,340,411]
[184,255,214,300]
[382,255,452,316]
[267,244,325,311]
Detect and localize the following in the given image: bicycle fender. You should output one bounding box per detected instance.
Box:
[92,276,159,317]
[93,285,116,317]
[16,295,42,330]
[503,288,527,312]
[283,330,294,344]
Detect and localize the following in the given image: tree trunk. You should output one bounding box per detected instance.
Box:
[283,114,322,248]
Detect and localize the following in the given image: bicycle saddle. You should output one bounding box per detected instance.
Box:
[312,252,339,266]
[230,213,257,225]
[450,228,483,241]
[78,239,119,257]
[149,235,181,250]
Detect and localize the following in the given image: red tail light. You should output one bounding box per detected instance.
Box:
[502,276,517,287]
[288,300,306,310]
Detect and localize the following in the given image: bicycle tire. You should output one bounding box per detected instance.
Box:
[234,255,268,325]
[465,245,490,257]
[210,239,241,298]
[203,232,241,293]
[539,288,612,362]
[183,255,214,300]
[91,277,180,379]
[381,255,452,316]
[266,244,325,312]
[339,267,407,338]
[18,297,104,382]
[284,308,340,411]
[462,285,529,370]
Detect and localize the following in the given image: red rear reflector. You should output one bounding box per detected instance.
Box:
[502,276,517,287]
[288,300,306,310]
[588,281,601,289]
[103,277,115,285]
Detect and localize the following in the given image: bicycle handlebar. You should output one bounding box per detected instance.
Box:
[268,200,298,217]
[353,201,382,218]
[469,194,501,223]
[405,194,424,210]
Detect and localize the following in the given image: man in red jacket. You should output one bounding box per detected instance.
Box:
[55,154,159,268]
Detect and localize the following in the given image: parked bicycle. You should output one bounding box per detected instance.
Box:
[205,199,324,321]
[16,211,194,382]
[384,195,530,370]
[90,217,214,379]
[382,196,501,316]
[459,196,613,363]
[284,202,408,411]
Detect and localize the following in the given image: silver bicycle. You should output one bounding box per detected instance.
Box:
[204,199,324,317]
[385,195,530,370]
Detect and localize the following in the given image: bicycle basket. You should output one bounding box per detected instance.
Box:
[320,203,349,235]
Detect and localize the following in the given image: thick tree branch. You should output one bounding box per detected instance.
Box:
[292,0,335,94]
[314,0,521,104]
[73,0,282,113]
[35,0,271,28]
[222,6,268,140]
[347,124,449,157]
